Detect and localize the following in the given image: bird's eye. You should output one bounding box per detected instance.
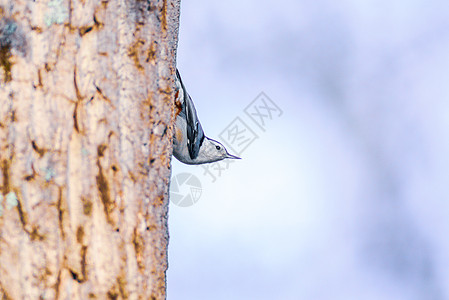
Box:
[216,145,221,150]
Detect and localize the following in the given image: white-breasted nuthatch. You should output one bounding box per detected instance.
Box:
[172,69,241,165]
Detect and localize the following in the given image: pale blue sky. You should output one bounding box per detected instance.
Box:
[168,1,449,299]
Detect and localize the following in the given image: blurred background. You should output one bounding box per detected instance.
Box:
[167,0,449,299]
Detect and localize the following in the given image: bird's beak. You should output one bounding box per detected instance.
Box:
[226,153,241,160]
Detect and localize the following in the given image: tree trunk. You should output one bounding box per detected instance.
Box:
[0,0,179,298]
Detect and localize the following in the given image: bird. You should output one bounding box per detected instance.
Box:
[172,69,241,165]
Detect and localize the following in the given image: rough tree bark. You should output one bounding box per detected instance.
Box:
[0,0,179,298]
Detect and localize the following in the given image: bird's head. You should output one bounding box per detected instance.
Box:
[197,137,241,163]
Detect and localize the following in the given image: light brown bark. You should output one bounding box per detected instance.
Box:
[0,0,179,298]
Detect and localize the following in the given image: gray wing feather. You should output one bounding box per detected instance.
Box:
[176,69,205,159]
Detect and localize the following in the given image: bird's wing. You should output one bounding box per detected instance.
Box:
[176,69,205,159]
[185,93,205,159]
